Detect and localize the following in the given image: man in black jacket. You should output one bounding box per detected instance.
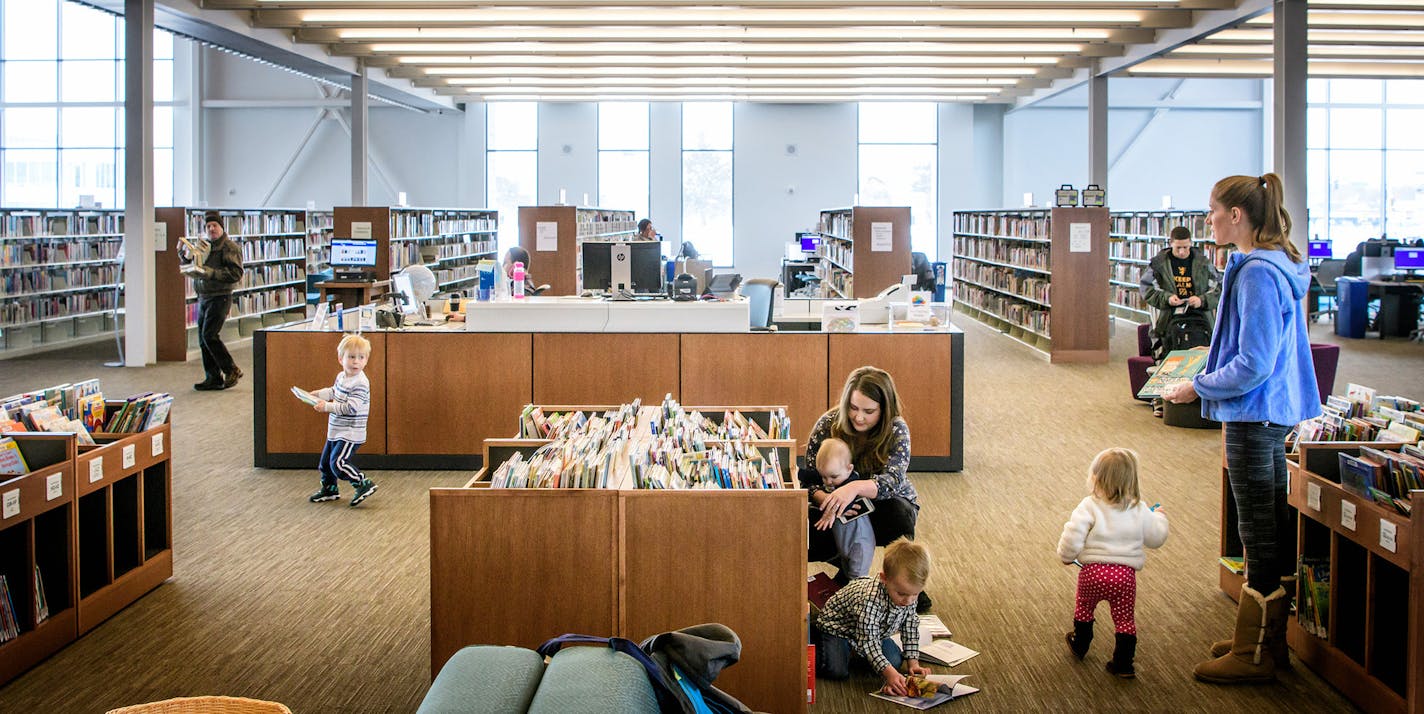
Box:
[185,212,245,390]
[1138,226,1220,357]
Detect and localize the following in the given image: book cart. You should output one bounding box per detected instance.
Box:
[812,206,911,299]
[429,405,808,714]
[0,414,171,685]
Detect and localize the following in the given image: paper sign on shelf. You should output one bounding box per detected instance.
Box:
[351,222,372,239]
[122,443,136,469]
[2,489,17,519]
[536,221,559,251]
[1379,520,1397,553]
[1070,223,1092,253]
[870,222,893,252]
[152,432,164,457]
[154,222,167,251]
[47,472,63,501]
[90,457,104,483]
[1340,500,1357,531]
[1307,482,1321,511]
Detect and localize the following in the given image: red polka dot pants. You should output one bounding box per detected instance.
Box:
[1074,563,1137,634]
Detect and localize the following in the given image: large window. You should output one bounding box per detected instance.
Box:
[0,0,175,208]
[598,102,648,220]
[858,103,937,257]
[681,102,733,266]
[1307,78,1424,253]
[486,102,537,252]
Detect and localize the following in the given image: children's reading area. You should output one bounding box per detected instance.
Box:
[2,1,1423,711]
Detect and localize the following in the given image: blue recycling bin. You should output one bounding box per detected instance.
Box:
[1334,277,1370,338]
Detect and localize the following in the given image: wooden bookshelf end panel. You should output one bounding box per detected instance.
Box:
[850,206,912,297]
[428,489,618,677]
[264,331,388,455]
[518,206,577,296]
[1049,207,1109,363]
[621,491,808,714]
[829,333,952,458]
[533,333,680,406]
[387,333,532,454]
[679,333,829,449]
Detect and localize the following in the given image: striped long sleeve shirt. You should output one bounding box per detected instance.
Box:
[316,371,370,444]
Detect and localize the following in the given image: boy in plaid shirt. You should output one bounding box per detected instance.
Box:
[811,537,931,696]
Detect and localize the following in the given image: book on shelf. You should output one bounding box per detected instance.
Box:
[0,436,28,475]
[34,565,48,624]
[869,674,978,709]
[0,574,18,643]
[103,392,173,433]
[1135,348,1209,399]
[1297,556,1330,639]
[1218,556,1245,575]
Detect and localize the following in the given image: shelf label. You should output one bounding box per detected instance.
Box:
[1306,482,1321,511]
[870,222,893,252]
[46,472,63,501]
[89,456,104,483]
[1340,500,1357,531]
[351,222,372,239]
[2,489,17,519]
[536,221,558,251]
[122,444,136,469]
[154,221,168,251]
[1070,223,1092,253]
[1379,520,1397,553]
[152,432,164,457]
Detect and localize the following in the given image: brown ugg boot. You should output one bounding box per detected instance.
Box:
[1210,576,1294,669]
[1195,585,1288,684]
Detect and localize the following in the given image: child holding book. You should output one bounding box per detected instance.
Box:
[810,437,875,580]
[811,537,931,696]
[1057,447,1169,678]
[307,333,378,507]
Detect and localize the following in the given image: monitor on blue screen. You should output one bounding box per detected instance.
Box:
[1307,240,1332,259]
[798,232,820,253]
[1395,247,1424,270]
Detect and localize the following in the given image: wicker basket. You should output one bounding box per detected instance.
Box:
[105,696,293,714]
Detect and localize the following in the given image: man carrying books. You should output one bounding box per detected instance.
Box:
[182,212,245,391]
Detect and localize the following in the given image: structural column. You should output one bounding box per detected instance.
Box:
[351,59,369,206]
[1273,0,1307,250]
[1088,60,1109,193]
[123,0,156,366]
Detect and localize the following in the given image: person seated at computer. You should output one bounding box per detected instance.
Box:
[502,246,549,296]
[636,219,660,241]
[678,241,700,260]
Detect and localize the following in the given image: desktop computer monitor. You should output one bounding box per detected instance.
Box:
[390,272,422,316]
[1395,247,1424,271]
[1308,240,1332,259]
[330,239,378,280]
[581,241,664,294]
[798,232,820,253]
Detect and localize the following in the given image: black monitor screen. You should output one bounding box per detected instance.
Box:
[581,241,664,293]
[1395,247,1424,270]
[798,232,820,252]
[1307,240,1332,259]
[331,239,378,267]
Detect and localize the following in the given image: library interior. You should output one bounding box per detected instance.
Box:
[2,0,1424,712]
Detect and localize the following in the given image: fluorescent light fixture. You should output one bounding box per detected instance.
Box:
[420,66,1022,83]
[1175,44,1424,58]
[1128,58,1424,76]
[474,94,994,102]
[360,41,1077,58]
[396,55,1043,73]
[441,76,1005,89]
[333,25,1118,41]
[295,8,1148,25]
[1244,11,1424,29]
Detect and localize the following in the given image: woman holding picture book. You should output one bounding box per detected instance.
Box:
[800,366,929,612]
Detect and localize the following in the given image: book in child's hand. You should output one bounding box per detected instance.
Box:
[291,386,321,406]
[870,674,978,709]
[837,496,876,524]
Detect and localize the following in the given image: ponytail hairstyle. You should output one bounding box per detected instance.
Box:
[1211,173,1301,263]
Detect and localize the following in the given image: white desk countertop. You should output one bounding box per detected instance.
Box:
[463,296,751,333]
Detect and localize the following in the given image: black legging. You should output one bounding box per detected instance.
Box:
[807,495,918,564]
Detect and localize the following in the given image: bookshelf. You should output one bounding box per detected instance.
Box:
[0,433,77,686]
[154,208,314,361]
[0,208,126,356]
[333,206,499,292]
[1279,442,1421,714]
[1107,210,1217,324]
[305,209,334,278]
[517,205,636,295]
[952,207,1109,363]
[812,206,911,299]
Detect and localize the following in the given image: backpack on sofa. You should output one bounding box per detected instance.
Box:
[1155,308,1213,360]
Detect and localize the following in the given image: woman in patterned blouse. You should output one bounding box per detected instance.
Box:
[802,366,920,583]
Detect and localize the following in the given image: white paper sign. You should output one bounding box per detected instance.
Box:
[122,443,136,469]
[1307,482,1321,511]
[89,457,104,483]
[153,222,168,251]
[1340,500,1357,531]
[152,432,164,457]
[351,221,372,239]
[47,472,63,501]
[536,221,559,252]
[821,301,860,332]
[870,222,893,252]
[1070,223,1092,253]
[2,489,17,519]
[1379,520,1397,553]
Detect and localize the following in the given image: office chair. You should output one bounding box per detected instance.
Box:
[741,278,780,331]
[1313,258,1345,321]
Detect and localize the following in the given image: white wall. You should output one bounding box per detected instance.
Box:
[537,103,598,206]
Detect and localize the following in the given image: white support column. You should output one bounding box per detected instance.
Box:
[1088,61,1109,192]
[350,61,369,206]
[172,37,201,206]
[1273,0,1308,251]
[123,0,157,367]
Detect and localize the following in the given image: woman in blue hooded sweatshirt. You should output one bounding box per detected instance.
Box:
[1162,173,1320,686]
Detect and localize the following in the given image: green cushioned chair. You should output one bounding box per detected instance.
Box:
[528,646,659,714]
[418,644,659,714]
[417,646,544,714]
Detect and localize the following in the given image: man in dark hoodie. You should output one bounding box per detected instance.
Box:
[185,212,245,390]
[1139,225,1220,356]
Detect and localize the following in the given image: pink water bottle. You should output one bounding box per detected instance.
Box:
[512,261,526,299]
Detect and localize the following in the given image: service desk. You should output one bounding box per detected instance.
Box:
[465,295,749,332]
[254,309,964,471]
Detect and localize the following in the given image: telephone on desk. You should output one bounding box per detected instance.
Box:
[858,283,910,324]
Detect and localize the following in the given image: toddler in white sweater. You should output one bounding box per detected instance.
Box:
[1057,447,1169,678]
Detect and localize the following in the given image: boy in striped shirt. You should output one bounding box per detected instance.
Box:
[307,333,378,507]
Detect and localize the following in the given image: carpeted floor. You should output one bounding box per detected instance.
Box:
[0,318,1416,713]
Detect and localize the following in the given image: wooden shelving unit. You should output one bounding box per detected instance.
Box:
[305,210,334,278]
[517,205,636,295]
[812,206,911,299]
[154,208,313,361]
[952,207,1109,363]
[1107,210,1216,324]
[333,206,499,293]
[0,208,125,356]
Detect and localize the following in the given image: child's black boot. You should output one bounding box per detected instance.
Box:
[1106,633,1137,678]
[1065,619,1093,659]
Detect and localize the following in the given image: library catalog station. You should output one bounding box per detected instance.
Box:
[2,0,1424,713]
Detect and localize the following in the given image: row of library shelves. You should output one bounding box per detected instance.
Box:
[1,209,125,239]
[809,207,910,299]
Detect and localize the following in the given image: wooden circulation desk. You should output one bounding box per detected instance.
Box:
[254,324,964,471]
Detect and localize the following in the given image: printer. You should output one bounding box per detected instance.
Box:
[857,283,910,324]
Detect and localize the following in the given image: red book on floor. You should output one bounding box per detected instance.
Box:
[808,572,841,610]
